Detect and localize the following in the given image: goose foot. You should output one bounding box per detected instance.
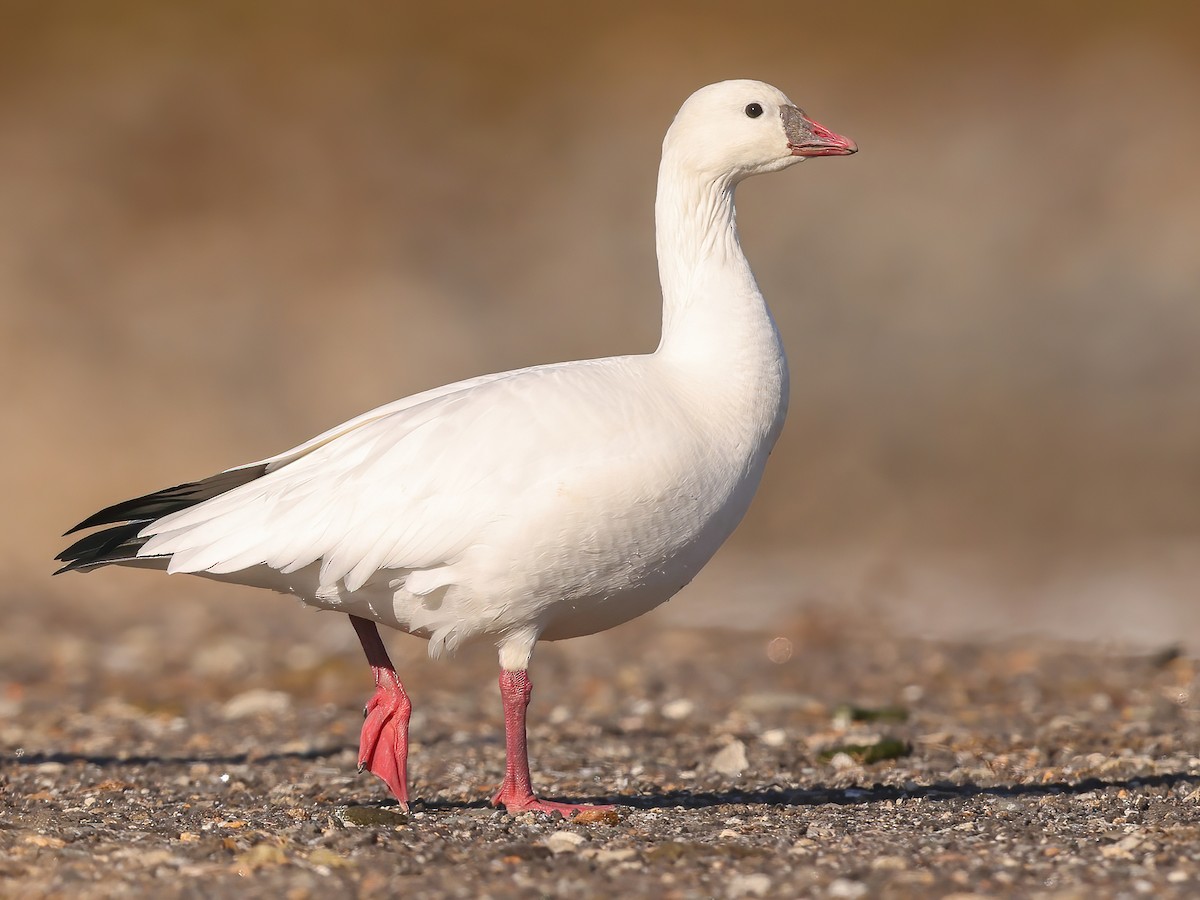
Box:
[351,615,411,808]
[490,668,613,817]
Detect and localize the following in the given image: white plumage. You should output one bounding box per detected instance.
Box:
[60,80,856,814]
[144,348,782,667]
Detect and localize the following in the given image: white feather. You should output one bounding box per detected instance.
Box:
[123,80,851,671]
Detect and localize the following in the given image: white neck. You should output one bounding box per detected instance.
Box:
[655,163,741,331]
[653,152,785,364]
[650,150,790,444]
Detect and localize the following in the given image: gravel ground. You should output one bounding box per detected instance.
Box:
[3,588,1200,899]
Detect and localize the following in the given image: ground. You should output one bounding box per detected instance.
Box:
[3,585,1200,899]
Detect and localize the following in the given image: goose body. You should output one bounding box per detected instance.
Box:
[135,346,786,668]
[58,80,856,815]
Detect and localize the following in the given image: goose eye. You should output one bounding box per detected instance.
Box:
[744,103,764,119]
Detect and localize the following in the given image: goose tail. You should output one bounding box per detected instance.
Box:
[54,465,267,574]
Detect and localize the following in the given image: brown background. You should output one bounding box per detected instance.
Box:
[4,1,1200,648]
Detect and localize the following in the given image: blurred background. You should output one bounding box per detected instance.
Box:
[4,0,1200,655]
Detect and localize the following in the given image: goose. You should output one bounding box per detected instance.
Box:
[57,79,856,817]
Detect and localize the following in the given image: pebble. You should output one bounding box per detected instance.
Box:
[573,808,621,826]
[191,642,250,679]
[828,752,857,770]
[710,740,749,777]
[221,689,292,719]
[235,843,288,870]
[827,878,868,898]
[592,848,638,865]
[761,728,787,747]
[338,806,409,828]
[661,698,695,720]
[726,873,772,898]
[544,831,586,854]
[737,692,822,713]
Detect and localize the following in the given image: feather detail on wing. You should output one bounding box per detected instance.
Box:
[138,389,496,589]
[55,366,519,576]
[61,358,647,599]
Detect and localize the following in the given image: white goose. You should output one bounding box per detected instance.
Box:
[58,80,856,816]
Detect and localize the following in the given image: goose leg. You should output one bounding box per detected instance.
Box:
[350,615,411,808]
[491,668,612,816]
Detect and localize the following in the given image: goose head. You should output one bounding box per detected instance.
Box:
[663,79,857,183]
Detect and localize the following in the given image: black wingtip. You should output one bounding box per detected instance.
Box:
[57,464,268,572]
[62,465,265,536]
[54,521,151,572]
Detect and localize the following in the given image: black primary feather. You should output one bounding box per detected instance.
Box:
[55,464,268,574]
[54,523,151,574]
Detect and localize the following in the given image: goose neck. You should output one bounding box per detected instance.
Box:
[653,159,772,359]
[654,165,741,304]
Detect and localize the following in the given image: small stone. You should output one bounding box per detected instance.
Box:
[738,692,823,714]
[339,805,409,828]
[661,698,695,720]
[901,684,925,703]
[592,848,637,864]
[827,878,868,899]
[498,843,552,861]
[23,834,66,849]
[544,830,586,854]
[710,739,749,777]
[761,728,787,747]
[806,823,836,840]
[1101,834,1144,859]
[647,842,700,862]
[630,699,654,716]
[829,752,857,770]
[308,848,354,869]
[192,642,250,679]
[234,843,287,871]
[221,689,292,720]
[766,636,793,664]
[727,872,772,898]
[573,808,620,826]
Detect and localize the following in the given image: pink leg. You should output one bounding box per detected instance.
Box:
[350,615,411,808]
[491,668,613,817]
